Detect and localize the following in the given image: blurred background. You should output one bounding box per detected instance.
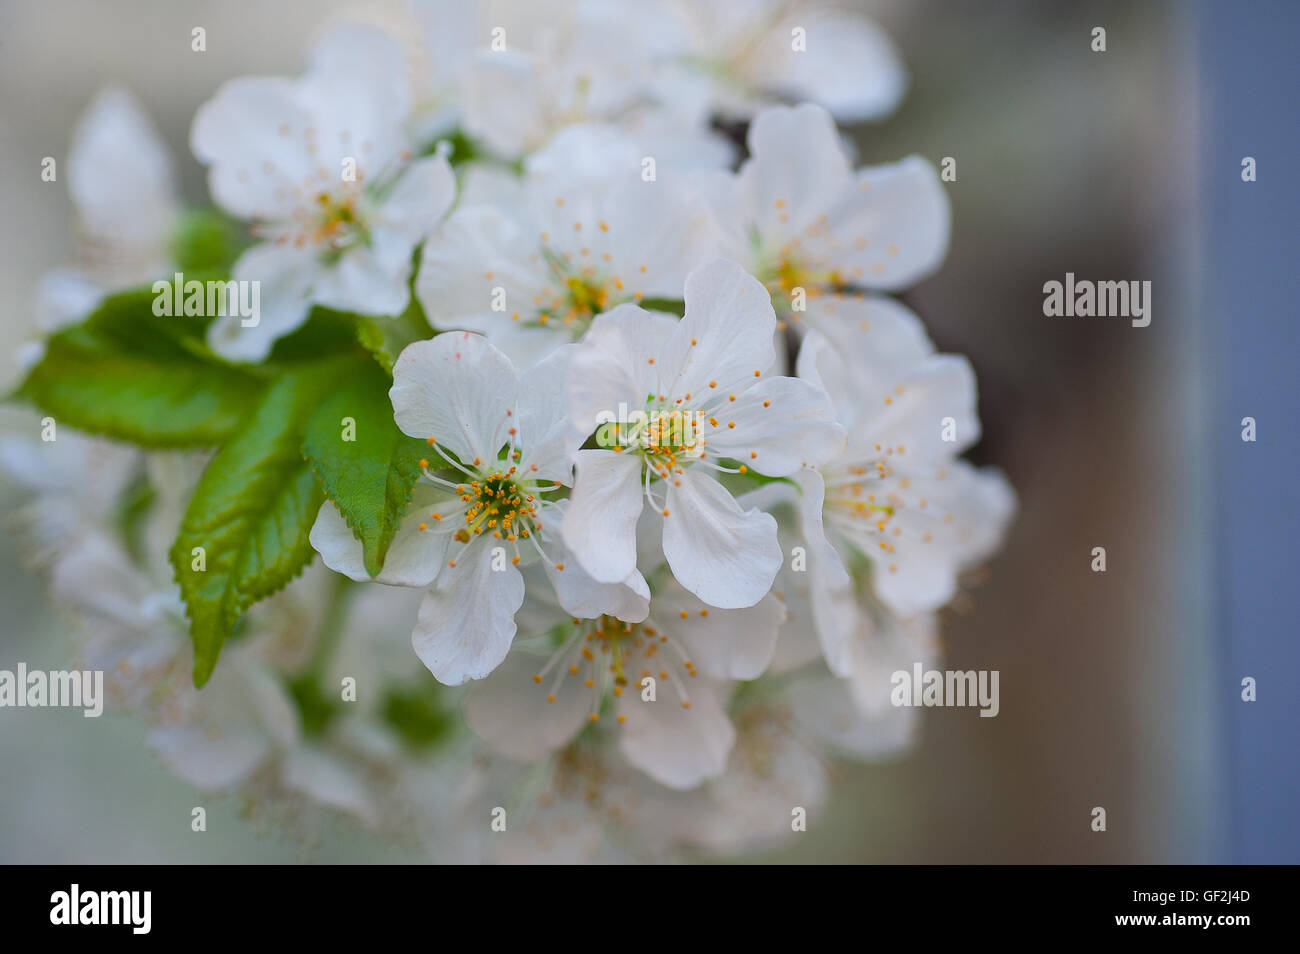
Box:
[1,0,1295,862]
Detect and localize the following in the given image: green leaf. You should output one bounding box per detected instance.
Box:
[170,359,354,686]
[15,287,265,447]
[637,297,686,317]
[115,470,157,565]
[301,361,427,578]
[170,208,249,275]
[382,685,454,750]
[421,126,523,174]
[285,673,340,737]
[423,126,481,164]
[265,306,371,363]
[355,306,432,374]
[263,298,430,373]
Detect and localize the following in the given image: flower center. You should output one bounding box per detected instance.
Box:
[822,442,953,578]
[311,190,370,261]
[597,395,708,473]
[261,183,370,259]
[457,468,539,542]
[416,442,565,570]
[529,613,701,724]
[563,274,610,319]
[758,252,841,322]
[523,260,630,338]
[315,191,358,235]
[515,211,651,339]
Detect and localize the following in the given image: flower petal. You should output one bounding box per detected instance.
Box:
[190,77,315,221]
[662,259,777,400]
[390,332,517,465]
[788,674,919,760]
[544,523,651,623]
[461,48,546,157]
[842,612,940,719]
[827,156,950,291]
[147,724,270,791]
[309,484,449,587]
[517,344,581,484]
[662,468,780,608]
[311,233,415,317]
[568,303,679,438]
[869,462,1016,616]
[282,745,379,826]
[795,300,934,429]
[463,650,591,760]
[741,103,853,238]
[561,449,644,584]
[618,679,735,789]
[792,468,857,677]
[652,577,783,680]
[411,544,525,684]
[701,375,845,475]
[548,563,651,623]
[852,354,982,462]
[416,205,555,361]
[207,242,317,362]
[757,11,905,123]
[375,155,456,239]
[68,86,177,249]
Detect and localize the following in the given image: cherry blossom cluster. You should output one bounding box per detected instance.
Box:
[6,0,1014,861]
